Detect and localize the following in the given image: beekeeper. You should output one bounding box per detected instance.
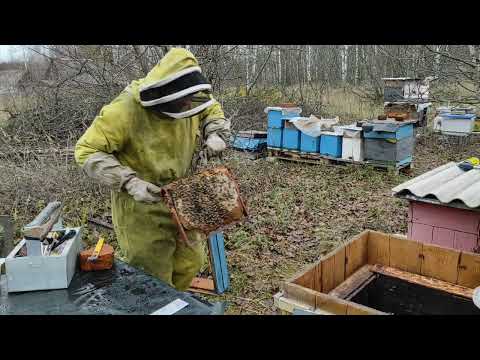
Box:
[75,48,230,291]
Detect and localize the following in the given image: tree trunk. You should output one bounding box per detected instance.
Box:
[341,45,349,84]
[277,47,282,85]
[354,45,359,86]
[307,45,312,83]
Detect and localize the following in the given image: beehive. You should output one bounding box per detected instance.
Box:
[161,167,247,236]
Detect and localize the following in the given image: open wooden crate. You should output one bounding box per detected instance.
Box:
[274,230,480,315]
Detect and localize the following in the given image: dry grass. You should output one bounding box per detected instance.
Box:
[1,128,477,315]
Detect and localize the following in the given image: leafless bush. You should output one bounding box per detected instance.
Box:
[0,153,111,242]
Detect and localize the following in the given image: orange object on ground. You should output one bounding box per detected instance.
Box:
[79,243,114,271]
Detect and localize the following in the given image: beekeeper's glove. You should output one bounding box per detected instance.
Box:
[123,177,163,204]
[82,151,163,204]
[205,133,226,159]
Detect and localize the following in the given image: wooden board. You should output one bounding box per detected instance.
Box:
[421,243,460,284]
[345,231,369,277]
[367,230,390,266]
[372,264,473,299]
[268,148,412,173]
[346,302,388,315]
[315,292,348,315]
[329,265,375,299]
[457,251,480,288]
[283,282,317,308]
[278,230,480,316]
[189,277,216,295]
[321,256,336,293]
[312,263,323,292]
[333,247,346,288]
[292,263,317,290]
[389,235,423,274]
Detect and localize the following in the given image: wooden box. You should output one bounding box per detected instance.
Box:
[408,201,480,252]
[274,230,480,315]
[5,227,82,293]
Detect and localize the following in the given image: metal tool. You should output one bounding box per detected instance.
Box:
[49,229,76,254]
[87,237,105,262]
[22,202,62,256]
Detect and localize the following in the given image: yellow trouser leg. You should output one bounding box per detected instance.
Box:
[172,231,206,291]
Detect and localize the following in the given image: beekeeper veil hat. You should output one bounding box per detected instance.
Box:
[138,48,215,119]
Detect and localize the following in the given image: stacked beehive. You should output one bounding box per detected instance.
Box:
[382,77,432,127]
[265,105,303,151]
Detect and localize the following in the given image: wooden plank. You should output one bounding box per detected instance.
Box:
[367,230,390,266]
[457,251,480,288]
[345,231,369,277]
[346,302,388,315]
[389,235,423,274]
[421,243,460,284]
[333,247,346,288]
[283,282,317,308]
[292,265,316,290]
[189,277,216,294]
[329,265,375,299]
[315,292,348,315]
[321,256,336,293]
[410,223,434,244]
[274,292,325,315]
[411,201,480,234]
[454,232,478,252]
[432,227,455,249]
[372,264,473,299]
[312,262,322,292]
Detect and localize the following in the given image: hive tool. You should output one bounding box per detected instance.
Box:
[22,201,62,257]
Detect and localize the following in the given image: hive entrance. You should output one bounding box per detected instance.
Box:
[350,273,480,315]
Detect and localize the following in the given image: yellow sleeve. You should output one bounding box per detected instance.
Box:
[199,97,230,141]
[74,100,131,167]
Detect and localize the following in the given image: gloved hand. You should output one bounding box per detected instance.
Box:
[124,177,163,204]
[204,133,226,159]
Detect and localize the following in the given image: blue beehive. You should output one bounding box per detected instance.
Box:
[300,132,321,153]
[267,107,302,128]
[231,136,267,151]
[363,122,413,140]
[320,132,342,157]
[267,128,283,148]
[363,122,415,165]
[282,122,301,151]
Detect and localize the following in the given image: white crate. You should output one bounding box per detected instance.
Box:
[342,137,364,162]
[5,227,82,293]
[439,114,476,135]
[337,126,364,162]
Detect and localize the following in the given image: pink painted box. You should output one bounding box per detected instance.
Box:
[408,201,480,252]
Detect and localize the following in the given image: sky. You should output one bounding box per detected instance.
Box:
[0,45,23,62]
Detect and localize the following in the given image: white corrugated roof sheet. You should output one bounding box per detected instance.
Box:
[392,162,480,209]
